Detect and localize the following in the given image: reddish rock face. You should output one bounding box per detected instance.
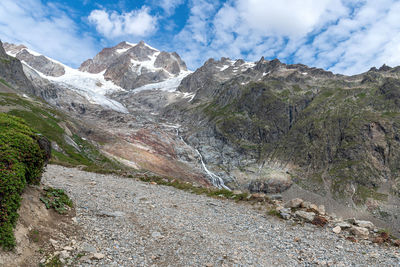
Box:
[79,41,187,90]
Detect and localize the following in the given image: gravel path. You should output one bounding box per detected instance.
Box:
[42,165,400,266]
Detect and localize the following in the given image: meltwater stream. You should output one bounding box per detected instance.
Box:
[175,128,230,190]
[193,149,230,190]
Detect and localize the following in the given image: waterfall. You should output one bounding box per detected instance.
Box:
[176,129,230,190]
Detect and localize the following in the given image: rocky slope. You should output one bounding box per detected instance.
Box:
[0,41,35,94]
[37,165,399,266]
[0,40,212,187]
[4,42,65,77]
[165,57,400,231]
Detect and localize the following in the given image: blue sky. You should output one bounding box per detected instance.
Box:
[1,0,400,75]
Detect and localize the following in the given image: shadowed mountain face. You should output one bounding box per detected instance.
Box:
[3,42,65,77]
[0,41,35,94]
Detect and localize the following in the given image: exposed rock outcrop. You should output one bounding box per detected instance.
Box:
[80,41,187,90]
[0,40,35,94]
[3,42,65,77]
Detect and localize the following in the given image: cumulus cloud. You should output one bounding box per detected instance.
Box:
[174,0,400,75]
[88,7,157,38]
[0,0,97,67]
[174,0,221,67]
[159,0,184,15]
[303,0,400,74]
[232,0,346,37]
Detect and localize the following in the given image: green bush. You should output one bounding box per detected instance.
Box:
[40,187,73,214]
[0,113,49,250]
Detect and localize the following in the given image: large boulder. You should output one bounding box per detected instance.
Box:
[349,226,369,239]
[249,176,292,194]
[294,210,316,222]
[284,198,304,208]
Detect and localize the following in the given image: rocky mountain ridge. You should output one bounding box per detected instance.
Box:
[79,41,188,90]
[0,41,35,94]
[165,55,400,233]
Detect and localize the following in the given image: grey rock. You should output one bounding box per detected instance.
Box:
[59,250,70,259]
[279,208,291,214]
[268,194,282,200]
[332,226,342,234]
[335,222,352,229]
[64,135,81,152]
[349,226,369,239]
[0,41,36,94]
[354,220,374,230]
[91,253,105,260]
[81,242,97,253]
[151,231,162,238]
[346,218,357,225]
[284,198,304,208]
[249,176,292,194]
[14,49,65,77]
[294,210,316,222]
[318,205,326,215]
[154,51,187,75]
[97,211,126,217]
[79,41,187,90]
[300,201,312,209]
[51,141,63,153]
[40,165,400,267]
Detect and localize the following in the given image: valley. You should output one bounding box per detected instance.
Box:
[1,38,400,265]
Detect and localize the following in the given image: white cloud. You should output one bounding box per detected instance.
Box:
[159,0,184,15]
[174,0,400,75]
[175,0,346,69]
[234,0,346,37]
[88,7,157,38]
[0,0,97,67]
[174,0,222,67]
[305,0,400,74]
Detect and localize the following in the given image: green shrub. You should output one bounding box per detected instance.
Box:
[0,113,49,250]
[40,187,73,214]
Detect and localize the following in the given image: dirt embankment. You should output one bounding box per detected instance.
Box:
[0,186,77,267]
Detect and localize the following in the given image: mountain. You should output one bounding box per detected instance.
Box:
[1,40,211,188]
[165,56,400,229]
[0,41,35,94]
[79,41,189,90]
[2,39,400,233]
[4,42,65,77]
[3,41,191,114]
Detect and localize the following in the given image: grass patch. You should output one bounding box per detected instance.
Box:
[0,58,11,64]
[1,93,129,174]
[40,255,62,267]
[29,229,40,243]
[40,187,73,214]
[354,185,388,204]
[0,78,12,88]
[267,208,282,218]
[137,175,252,201]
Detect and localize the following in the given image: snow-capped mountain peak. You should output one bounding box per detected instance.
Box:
[80,41,187,90]
[3,41,191,113]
